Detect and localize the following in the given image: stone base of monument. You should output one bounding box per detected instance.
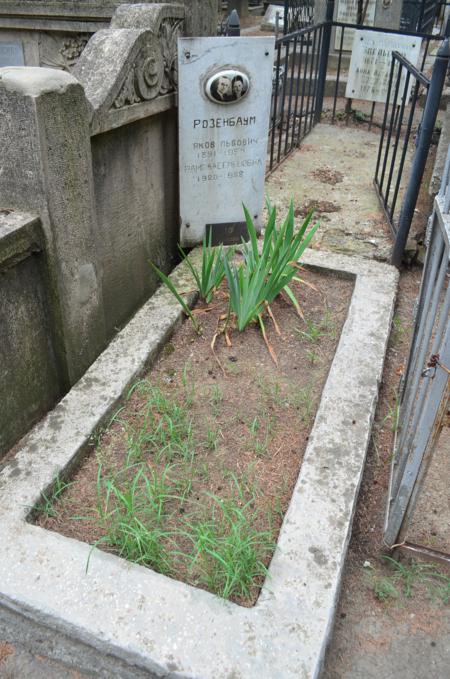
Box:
[0,248,397,679]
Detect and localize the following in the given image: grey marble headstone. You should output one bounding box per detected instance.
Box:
[0,42,24,67]
[178,36,275,246]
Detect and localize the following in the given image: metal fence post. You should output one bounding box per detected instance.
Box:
[391,37,450,267]
[314,0,334,124]
[227,9,240,36]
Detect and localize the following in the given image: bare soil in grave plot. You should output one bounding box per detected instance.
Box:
[35,269,353,607]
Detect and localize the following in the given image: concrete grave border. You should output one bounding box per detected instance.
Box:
[0,249,398,679]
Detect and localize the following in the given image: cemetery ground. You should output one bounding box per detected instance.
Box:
[0,119,448,678]
[35,268,353,607]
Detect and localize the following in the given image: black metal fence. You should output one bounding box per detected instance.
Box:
[283,0,315,34]
[374,52,430,239]
[329,21,441,129]
[401,0,440,34]
[265,0,450,262]
[268,21,326,174]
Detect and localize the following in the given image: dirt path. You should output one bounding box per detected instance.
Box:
[266,123,394,261]
[323,266,450,679]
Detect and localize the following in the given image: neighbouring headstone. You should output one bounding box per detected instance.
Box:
[0,41,24,66]
[227,0,249,19]
[334,0,376,50]
[346,30,421,103]
[178,36,275,246]
[261,4,285,31]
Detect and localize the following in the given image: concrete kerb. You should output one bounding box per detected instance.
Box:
[0,248,398,679]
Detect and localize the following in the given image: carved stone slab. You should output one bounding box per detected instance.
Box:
[178,36,275,247]
[73,3,184,134]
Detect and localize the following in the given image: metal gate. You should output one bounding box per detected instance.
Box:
[283,0,315,34]
[384,145,450,556]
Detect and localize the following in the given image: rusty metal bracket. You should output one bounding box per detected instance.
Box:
[421,353,450,378]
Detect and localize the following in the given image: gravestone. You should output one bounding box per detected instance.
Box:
[0,40,24,65]
[228,0,249,19]
[334,0,376,50]
[178,36,275,246]
[261,4,284,31]
[346,30,421,103]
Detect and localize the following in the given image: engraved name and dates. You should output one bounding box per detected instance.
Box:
[184,135,262,184]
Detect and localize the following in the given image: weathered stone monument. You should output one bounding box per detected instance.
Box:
[0,2,217,456]
[0,0,217,69]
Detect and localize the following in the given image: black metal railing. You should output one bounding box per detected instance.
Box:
[435,1,450,34]
[374,52,430,238]
[283,0,315,34]
[329,21,442,129]
[268,21,326,173]
[266,0,450,263]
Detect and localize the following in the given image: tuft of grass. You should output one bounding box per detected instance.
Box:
[35,475,73,518]
[93,464,176,572]
[180,494,275,601]
[123,383,196,463]
[248,415,275,457]
[204,426,221,452]
[297,308,336,344]
[179,231,232,303]
[209,385,224,417]
[391,313,405,346]
[381,391,401,433]
[306,349,321,365]
[367,556,450,603]
[289,385,315,424]
[257,376,287,407]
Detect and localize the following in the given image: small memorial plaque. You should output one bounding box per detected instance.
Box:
[178,37,275,246]
[0,41,24,67]
[334,0,376,51]
[346,31,421,103]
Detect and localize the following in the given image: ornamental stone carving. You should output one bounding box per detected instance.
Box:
[113,16,184,109]
[159,17,184,94]
[114,41,164,108]
[40,33,90,71]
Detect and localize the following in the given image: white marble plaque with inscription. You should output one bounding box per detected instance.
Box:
[0,41,24,67]
[346,31,421,103]
[178,37,275,246]
[334,0,376,51]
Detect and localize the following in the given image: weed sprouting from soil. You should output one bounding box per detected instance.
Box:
[366,556,450,604]
[181,496,275,601]
[34,263,354,607]
[35,475,73,518]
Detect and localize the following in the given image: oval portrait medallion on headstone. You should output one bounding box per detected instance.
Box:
[205,69,250,104]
